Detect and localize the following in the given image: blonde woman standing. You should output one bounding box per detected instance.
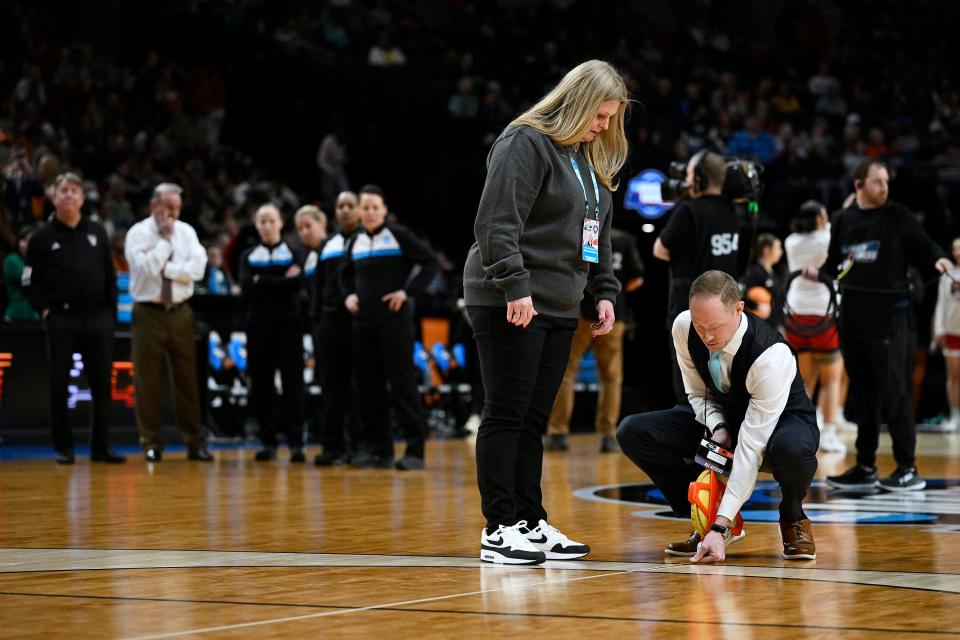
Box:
[464,60,627,565]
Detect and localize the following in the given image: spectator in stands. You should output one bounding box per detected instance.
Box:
[4,225,38,320]
[368,30,407,67]
[727,115,777,166]
[197,244,236,295]
[125,182,212,462]
[316,128,349,211]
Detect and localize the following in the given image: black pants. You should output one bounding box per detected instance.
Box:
[247,320,304,449]
[469,306,578,531]
[352,318,426,460]
[841,322,915,468]
[319,310,360,456]
[43,309,114,455]
[617,405,819,523]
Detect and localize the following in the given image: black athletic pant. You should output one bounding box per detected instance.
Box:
[319,309,360,456]
[352,318,426,460]
[617,405,819,523]
[469,306,578,532]
[247,320,304,449]
[43,308,114,455]
[841,316,915,469]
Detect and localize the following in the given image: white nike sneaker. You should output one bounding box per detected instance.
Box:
[819,424,847,454]
[523,519,590,560]
[480,520,546,565]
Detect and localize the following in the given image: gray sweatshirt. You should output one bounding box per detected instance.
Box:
[463,125,620,318]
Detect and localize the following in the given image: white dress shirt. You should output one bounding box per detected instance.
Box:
[672,310,797,521]
[125,216,207,304]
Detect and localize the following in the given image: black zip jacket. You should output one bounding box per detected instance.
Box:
[238,240,306,327]
[22,215,116,315]
[339,222,439,325]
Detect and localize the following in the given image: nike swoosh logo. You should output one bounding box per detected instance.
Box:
[485,537,503,546]
[527,535,548,544]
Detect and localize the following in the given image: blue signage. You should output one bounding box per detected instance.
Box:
[624,169,670,219]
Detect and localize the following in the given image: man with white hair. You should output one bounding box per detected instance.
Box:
[125,182,212,462]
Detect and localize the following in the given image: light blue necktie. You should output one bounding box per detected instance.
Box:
[708,351,726,393]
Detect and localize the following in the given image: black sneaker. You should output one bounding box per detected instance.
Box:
[600,435,619,453]
[254,448,276,462]
[826,464,878,490]
[352,453,393,469]
[543,434,569,452]
[289,449,306,463]
[314,451,347,466]
[395,456,424,471]
[879,466,926,492]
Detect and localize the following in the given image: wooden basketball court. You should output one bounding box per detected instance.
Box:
[2,430,960,638]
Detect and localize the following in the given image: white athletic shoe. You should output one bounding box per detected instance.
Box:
[464,414,481,435]
[523,519,590,560]
[819,424,847,454]
[480,520,546,565]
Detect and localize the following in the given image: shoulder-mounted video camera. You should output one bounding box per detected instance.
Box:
[660,152,764,204]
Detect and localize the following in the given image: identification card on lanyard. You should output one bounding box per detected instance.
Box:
[570,154,600,263]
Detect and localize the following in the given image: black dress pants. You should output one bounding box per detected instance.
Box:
[841,317,915,469]
[319,309,360,456]
[352,318,427,460]
[247,320,304,449]
[469,306,578,531]
[43,309,114,455]
[617,405,819,523]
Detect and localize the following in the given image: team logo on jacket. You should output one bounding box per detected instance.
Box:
[575,479,960,529]
[87,234,98,247]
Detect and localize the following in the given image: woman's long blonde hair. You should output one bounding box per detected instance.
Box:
[510,60,630,190]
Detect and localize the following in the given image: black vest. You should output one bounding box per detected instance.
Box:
[687,313,815,442]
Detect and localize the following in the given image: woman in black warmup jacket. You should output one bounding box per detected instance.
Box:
[239,203,307,463]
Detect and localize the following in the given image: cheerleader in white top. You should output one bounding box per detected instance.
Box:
[932,237,960,432]
[783,200,846,453]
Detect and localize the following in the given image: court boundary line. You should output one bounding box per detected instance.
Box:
[5,546,960,578]
[121,569,633,640]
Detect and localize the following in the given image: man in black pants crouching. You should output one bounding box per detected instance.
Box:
[617,270,819,562]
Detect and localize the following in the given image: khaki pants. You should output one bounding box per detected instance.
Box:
[548,317,626,436]
[131,302,204,450]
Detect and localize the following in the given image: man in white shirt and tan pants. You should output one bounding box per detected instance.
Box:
[617,270,819,562]
[125,183,212,462]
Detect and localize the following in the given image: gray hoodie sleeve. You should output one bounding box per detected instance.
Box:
[586,196,621,306]
[474,128,547,302]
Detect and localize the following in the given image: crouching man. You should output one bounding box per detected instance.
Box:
[617,270,819,562]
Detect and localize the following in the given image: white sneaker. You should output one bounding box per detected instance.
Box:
[819,425,847,454]
[523,519,590,560]
[464,414,481,435]
[480,521,546,565]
